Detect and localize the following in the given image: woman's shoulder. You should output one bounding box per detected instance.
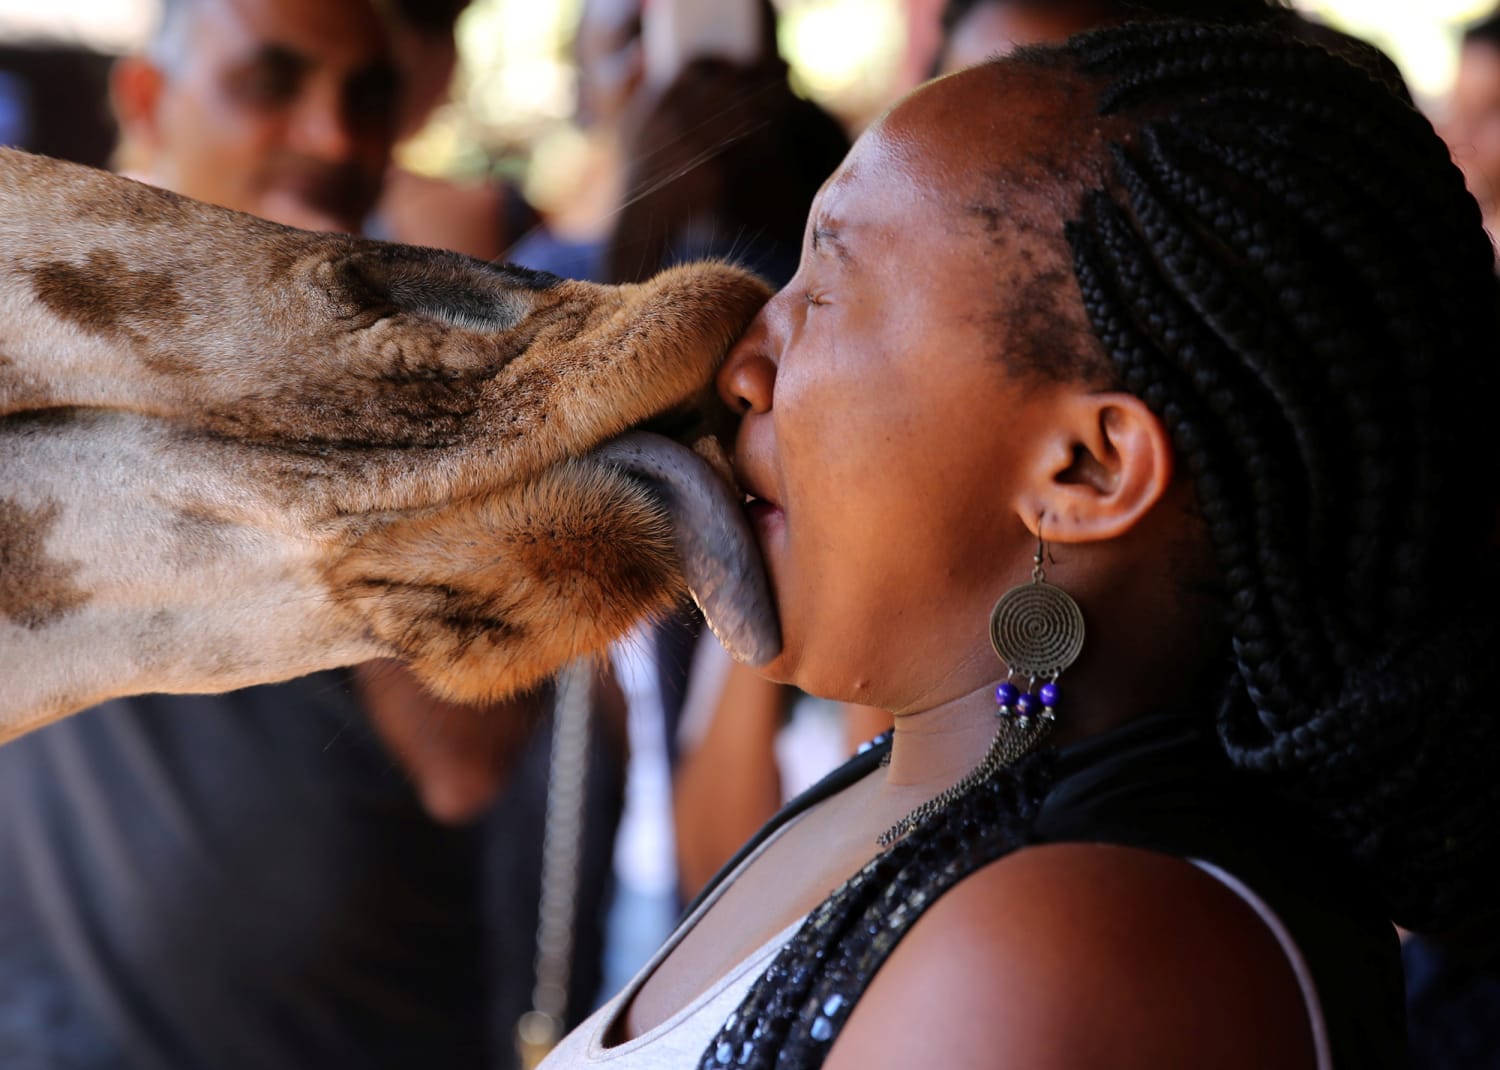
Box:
[823,842,1319,1070]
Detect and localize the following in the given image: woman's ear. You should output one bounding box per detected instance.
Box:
[1013,391,1173,544]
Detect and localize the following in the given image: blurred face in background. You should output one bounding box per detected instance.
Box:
[387,24,458,144]
[383,0,470,143]
[938,1,1111,76]
[1449,38,1500,226]
[113,0,400,233]
[574,0,644,128]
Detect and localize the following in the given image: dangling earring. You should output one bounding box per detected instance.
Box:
[989,527,1085,753]
[877,526,1085,848]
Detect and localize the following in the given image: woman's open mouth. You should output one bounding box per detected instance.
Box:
[744,493,782,528]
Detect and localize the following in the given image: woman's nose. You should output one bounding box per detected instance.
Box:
[717,314,776,416]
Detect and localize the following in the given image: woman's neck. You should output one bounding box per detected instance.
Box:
[882,680,999,789]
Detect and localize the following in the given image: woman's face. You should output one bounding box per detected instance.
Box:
[719,65,1090,712]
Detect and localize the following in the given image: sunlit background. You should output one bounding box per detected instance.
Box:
[1,0,1497,190]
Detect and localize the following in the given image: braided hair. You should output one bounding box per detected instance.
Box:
[995,22,1500,932]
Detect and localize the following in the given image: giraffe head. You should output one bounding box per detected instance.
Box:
[0,146,777,738]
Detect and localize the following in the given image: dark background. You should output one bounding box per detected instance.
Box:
[0,43,118,168]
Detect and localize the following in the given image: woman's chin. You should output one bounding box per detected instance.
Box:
[746,647,795,688]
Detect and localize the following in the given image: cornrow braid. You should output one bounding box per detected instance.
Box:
[1028,20,1500,930]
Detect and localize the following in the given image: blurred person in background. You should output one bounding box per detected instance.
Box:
[0,44,117,167]
[110,0,395,231]
[506,0,645,282]
[672,639,891,900]
[0,68,22,145]
[1448,8,1500,248]
[1403,911,1500,1069]
[371,0,539,260]
[937,0,1127,72]
[513,0,850,289]
[0,2,617,1068]
[596,0,849,289]
[935,0,1405,91]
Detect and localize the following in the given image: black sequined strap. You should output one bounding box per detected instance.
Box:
[697,751,1058,1070]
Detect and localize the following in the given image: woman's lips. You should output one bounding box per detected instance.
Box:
[745,495,782,528]
[733,457,782,530]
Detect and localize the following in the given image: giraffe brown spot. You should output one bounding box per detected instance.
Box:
[0,498,91,629]
[30,250,193,375]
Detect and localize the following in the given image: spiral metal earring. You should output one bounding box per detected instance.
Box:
[989,531,1085,732]
[876,529,1085,848]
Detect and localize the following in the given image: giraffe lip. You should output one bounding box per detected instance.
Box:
[589,431,781,666]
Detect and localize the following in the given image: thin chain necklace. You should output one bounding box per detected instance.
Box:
[875,711,1055,848]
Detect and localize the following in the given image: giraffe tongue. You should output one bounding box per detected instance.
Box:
[590,431,781,667]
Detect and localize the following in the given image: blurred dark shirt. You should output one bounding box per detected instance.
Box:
[0,674,624,1070]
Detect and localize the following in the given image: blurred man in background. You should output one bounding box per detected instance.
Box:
[111,0,395,231]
